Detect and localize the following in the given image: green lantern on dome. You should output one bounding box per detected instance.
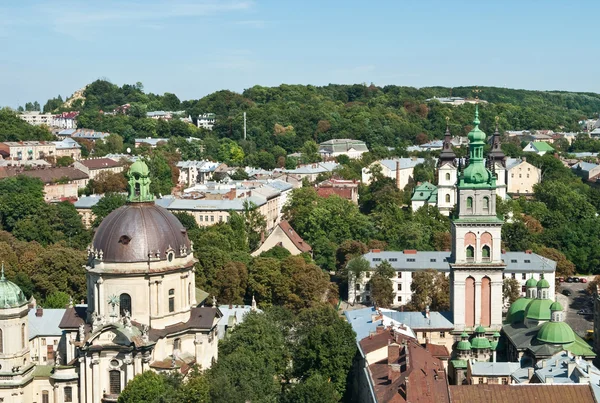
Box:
[0,264,27,309]
[127,160,153,203]
[459,105,496,189]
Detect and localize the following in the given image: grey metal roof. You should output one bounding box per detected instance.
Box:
[470,361,521,376]
[378,158,426,171]
[362,251,556,273]
[158,195,267,211]
[73,195,103,209]
[383,310,453,330]
[28,308,67,339]
[285,162,339,175]
[52,138,81,149]
[216,304,260,339]
[266,180,293,192]
[571,161,598,173]
[176,160,219,171]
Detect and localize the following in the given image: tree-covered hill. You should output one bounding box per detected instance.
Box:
[0,108,54,142]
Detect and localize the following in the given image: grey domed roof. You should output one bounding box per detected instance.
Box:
[92,203,190,263]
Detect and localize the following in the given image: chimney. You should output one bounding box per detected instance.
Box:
[36,307,43,317]
[567,362,576,377]
[525,250,532,254]
[376,324,385,334]
[541,360,546,368]
[396,161,401,189]
[546,375,553,384]
[425,305,430,319]
[388,343,401,364]
[403,249,417,254]
[528,367,534,381]
[521,156,527,162]
[372,249,381,253]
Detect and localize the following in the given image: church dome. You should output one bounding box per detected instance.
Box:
[524,298,553,321]
[525,277,538,288]
[0,271,27,309]
[550,300,563,312]
[456,332,472,351]
[91,160,191,264]
[92,203,191,263]
[536,321,575,344]
[506,297,532,324]
[537,277,550,289]
[471,335,491,350]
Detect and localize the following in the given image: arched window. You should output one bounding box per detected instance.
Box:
[64,386,73,402]
[483,197,490,210]
[42,391,49,403]
[445,173,451,181]
[466,245,474,260]
[466,197,473,209]
[109,370,121,395]
[21,324,25,349]
[482,245,490,260]
[174,338,181,351]
[169,289,175,313]
[119,294,131,317]
[445,194,450,203]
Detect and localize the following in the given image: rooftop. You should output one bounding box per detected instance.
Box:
[449,384,595,403]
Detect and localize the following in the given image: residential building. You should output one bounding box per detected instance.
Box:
[251,220,312,257]
[63,129,110,142]
[523,141,555,155]
[146,110,186,120]
[134,137,169,148]
[318,139,368,159]
[0,166,88,201]
[411,181,437,211]
[74,195,103,228]
[465,360,520,385]
[176,160,221,186]
[52,111,79,129]
[362,158,425,188]
[425,96,486,106]
[571,161,600,182]
[197,113,216,130]
[0,159,49,168]
[74,158,124,180]
[350,250,555,308]
[52,138,82,160]
[316,178,359,204]
[18,111,53,126]
[283,162,339,182]
[0,141,56,161]
[28,307,66,365]
[449,384,596,402]
[506,157,542,196]
[216,302,259,339]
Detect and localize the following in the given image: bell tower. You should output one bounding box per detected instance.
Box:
[450,105,505,332]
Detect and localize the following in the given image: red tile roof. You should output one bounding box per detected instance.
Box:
[278,220,312,253]
[78,158,121,170]
[449,384,595,403]
[316,187,354,200]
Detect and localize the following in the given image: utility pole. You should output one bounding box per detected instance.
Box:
[243,112,247,140]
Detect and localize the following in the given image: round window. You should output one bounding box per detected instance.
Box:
[110,359,120,367]
[167,252,174,262]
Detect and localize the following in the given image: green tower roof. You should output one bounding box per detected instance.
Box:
[525,298,553,321]
[459,105,496,188]
[475,325,486,333]
[550,300,563,312]
[471,335,492,350]
[490,340,499,350]
[537,277,550,289]
[537,321,575,344]
[525,277,538,288]
[457,339,472,351]
[505,297,532,324]
[0,267,27,309]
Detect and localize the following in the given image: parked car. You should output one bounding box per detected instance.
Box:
[578,309,592,315]
[562,289,572,296]
[558,277,565,283]
[566,277,574,283]
[581,278,588,283]
[574,277,581,283]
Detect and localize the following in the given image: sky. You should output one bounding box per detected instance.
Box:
[1,0,599,107]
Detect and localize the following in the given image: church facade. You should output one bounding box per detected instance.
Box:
[0,161,223,403]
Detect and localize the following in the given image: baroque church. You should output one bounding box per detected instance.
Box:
[0,160,222,402]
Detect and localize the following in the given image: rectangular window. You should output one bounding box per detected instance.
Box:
[502,378,508,385]
[389,258,398,262]
[511,273,516,279]
[397,272,402,278]
[64,386,73,402]
[524,260,530,263]
[365,283,371,291]
[521,286,526,293]
[407,258,415,262]
[42,338,46,346]
[169,297,175,313]
[430,259,436,262]
[199,216,203,222]
[366,272,371,278]
[511,259,517,263]
[205,216,208,222]
[422,332,427,339]
[397,296,402,302]
[479,378,484,384]
[355,284,360,291]
[440,332,446,338]
[397,284,402,291]
[109,370,121,395]
[522,273,526,280]
[373,258,381,262]
[210,216,214,222]
[219,216,223,222]
[511,173,514,178]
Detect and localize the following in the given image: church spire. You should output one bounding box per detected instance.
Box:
[488,116,506,167]
[439,116,456,164]
[458,105,495,188]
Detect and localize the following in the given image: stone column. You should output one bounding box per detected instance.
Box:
[148,279,154,322]
[452,278,465,331]
[124,353,134,385]
[491,279,503,329]
[92,354,100,403]
[53,384,59,403]
[157,279,163,316]
[84,356,93,403]
[194,338,203,369]
[474,279,482,327]
[96,278,104,316]
[134,352,142,376]
[190,267,197,306]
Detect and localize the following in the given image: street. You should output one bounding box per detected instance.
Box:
[556,280,594,338]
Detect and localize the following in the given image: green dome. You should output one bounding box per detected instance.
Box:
[506,297,532,324]
[467,108,486,143]
[462,161,492,185]
[475,325,486,333]
[128,160,150,177]
[471,336,492,350]
[457,332,472,351]
[537,321,575,344]
[550,300,563,312]
[537,277,550,289]
[525,298,553,321]
[525,277,538,288]
[490,340,499,350]
[0,274,27,309]
[493,332,501,338]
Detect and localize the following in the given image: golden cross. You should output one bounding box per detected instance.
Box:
[473,86,481,101]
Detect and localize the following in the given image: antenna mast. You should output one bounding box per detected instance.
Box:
[243,112,247,140]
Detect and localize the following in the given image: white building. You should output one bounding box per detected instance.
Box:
[362,158,426,188]
[506,157,542,196]
[18,111,54,126]
[176,160,220,186]
[197,113,216,130]
[522,141,554,156]
[318,139,368,160]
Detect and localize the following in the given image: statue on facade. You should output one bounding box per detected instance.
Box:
[212,295,217,308]
[78,323,85,341]
[141,324,149,342]
[123,310,132,328]
[54,350,61,367]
